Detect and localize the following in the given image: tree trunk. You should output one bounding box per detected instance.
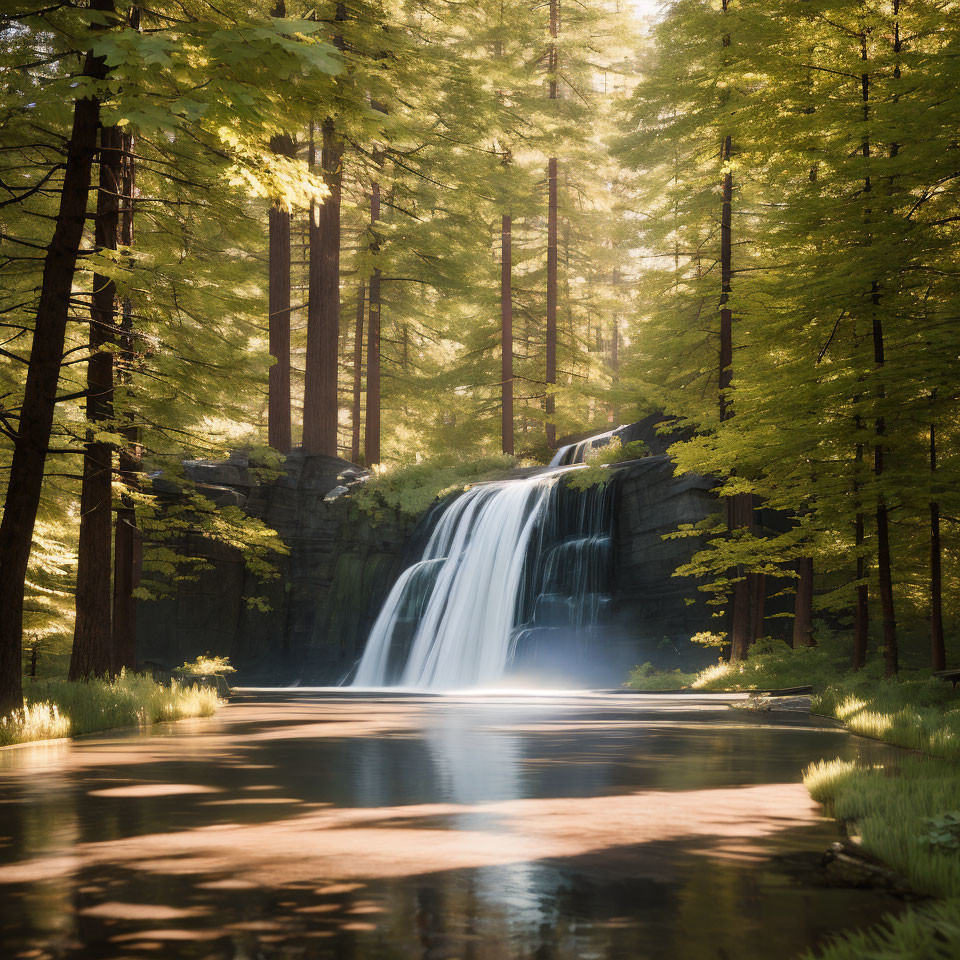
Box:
[930,423,945,670]
[0,10,113,708]
[365,182,382,467]
[719,134,733,422]
[501,214,514,456]
[717,122,752,660]
[852,430,868,670]
[350,282,365,464]
[112,126,140,674]
[545,0,558,448]
[860,30,898,678]
[302,119,342,455]
[750,573,765,642]
[546,157,558,448]
[792,557,815,648]
[727,491,752,661]
[609,266,620,423]
[268,133,294,453]
[71,122,122,681]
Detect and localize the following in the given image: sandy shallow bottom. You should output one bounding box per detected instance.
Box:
[0,690,900,959]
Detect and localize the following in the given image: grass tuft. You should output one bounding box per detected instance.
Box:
[0,672,220,747]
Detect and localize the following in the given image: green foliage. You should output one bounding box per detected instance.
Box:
[564,438,649,491]
[177,654,235,676]
[1,673,219,745]
[624,661,695,691]
[920,813,960,853]
[352,455,516,522]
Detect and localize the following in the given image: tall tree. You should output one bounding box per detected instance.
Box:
[545,0,559,448]
[351,282,365,463]
[303,118,343,456]
[501,212,514,455]
[0,0,115,710]
[70,121,123,680]
[112,126,140,673]
[364,181,381,467]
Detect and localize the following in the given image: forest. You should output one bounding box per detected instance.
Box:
[1,0,960,957]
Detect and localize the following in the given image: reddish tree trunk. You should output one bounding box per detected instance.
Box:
[501,214,514,456]
[0,6,114,710]
[268,133,294,453]
[351,282,365,464]
[302,120,342,455]
[365,183,382,467]
[545,0,558,447]
[546,158,558,447]
[792,557,815,648]
[750,573,765,642]
[112,126,140,673]
[71,123,122,681]
[930,423,945,671]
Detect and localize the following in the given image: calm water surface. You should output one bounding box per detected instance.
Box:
[0,691,900,959]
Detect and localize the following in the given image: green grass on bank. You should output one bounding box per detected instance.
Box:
[0,673,220,747]
[625,635,882,693]
[802,678,960,959]
[625,638,960,960]
[803,753,960,960]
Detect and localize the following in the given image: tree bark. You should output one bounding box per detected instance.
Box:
[0,5,114,710]
[112,126,140,674]
[302,119,342,455]
[365,182,382,467]
[350,282,365,464]
[852,429,868,670]
[750,573,765,642]
[71,122,122,681]
[792,557,815,647]
[501,214,514,456]
[717,120,752,660]
[545,0,558,448]
[268,135,294,453]
[546,157,558,448]
[719,134,733,422]
[860,29,898,677]
[930,423,945,671]
[727,491,752,661]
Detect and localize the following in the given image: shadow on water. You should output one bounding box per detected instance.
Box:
[0,691,904,960]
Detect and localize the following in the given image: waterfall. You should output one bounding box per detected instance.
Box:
[353,440,617,690]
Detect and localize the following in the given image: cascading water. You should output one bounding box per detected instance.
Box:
[353,436,619,690]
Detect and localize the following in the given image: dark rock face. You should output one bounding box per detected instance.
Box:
[136,435,724,685]
[609,456,718,673]
[136,451,417,685]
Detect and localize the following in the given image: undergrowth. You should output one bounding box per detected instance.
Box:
[0,673,220,747]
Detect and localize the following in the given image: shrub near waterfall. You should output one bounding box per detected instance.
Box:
[352,455,517,521]
[564,438,649,491]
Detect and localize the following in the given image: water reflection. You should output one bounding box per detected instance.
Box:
[0,692,903,959]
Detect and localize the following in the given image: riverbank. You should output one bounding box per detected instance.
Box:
[626,642,960,959]
[0,673,220,747]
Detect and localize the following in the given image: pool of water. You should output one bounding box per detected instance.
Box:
[0,691,901,959]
